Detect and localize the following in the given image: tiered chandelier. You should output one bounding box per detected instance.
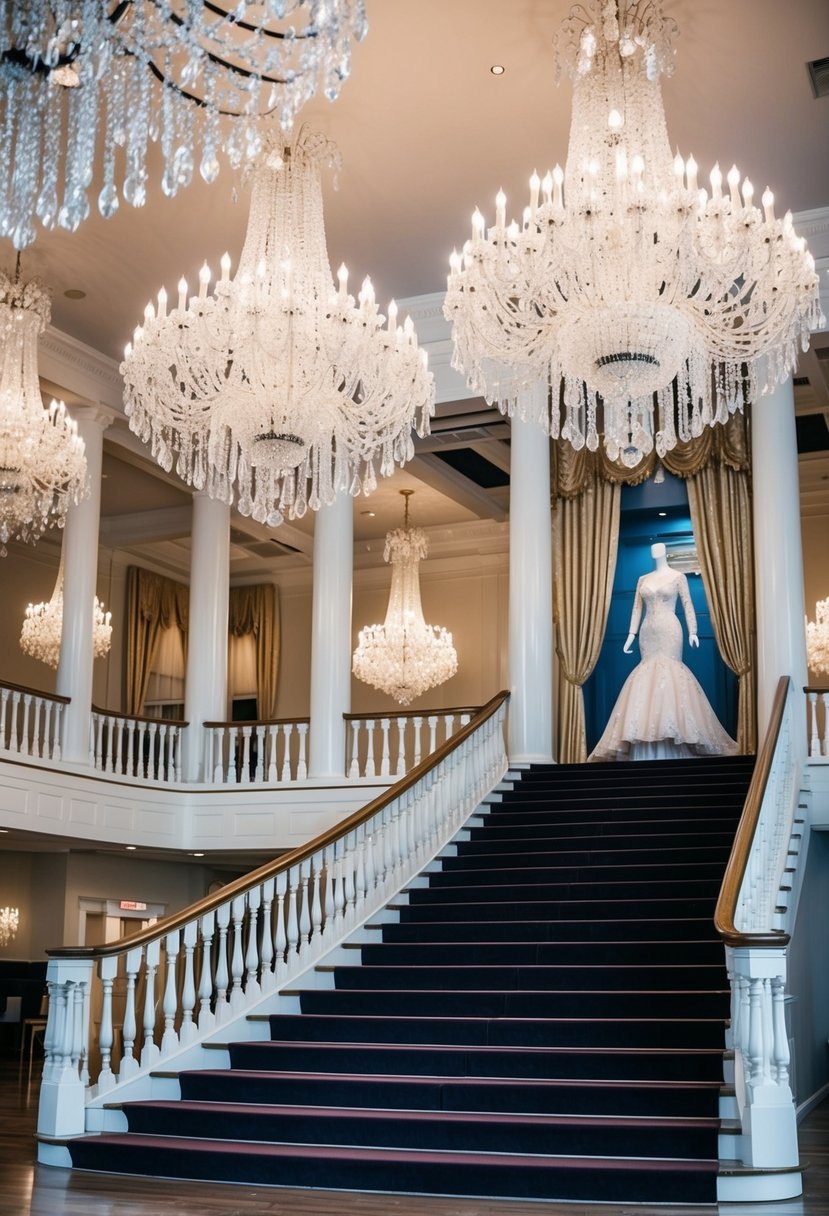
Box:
[806,599,829,677]
[353,491,457,706]
[122,128,433,524]
[0,2,367,248]
[20,549,112,669]
[0,266,87,556]
[445,0,823,468]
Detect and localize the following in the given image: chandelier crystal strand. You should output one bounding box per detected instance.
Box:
[806,599,829,677]
[0,268,87,555]
[445,0,823,468]
[122,128,434,524]
[353,491,458,706]
[0,2,368,248]
[20,549,112,669]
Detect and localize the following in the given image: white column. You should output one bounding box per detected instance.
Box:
[56,407,111,764]
[182,493,230,782]
[751,377,808,738]
[508,390,554,763]
[309,492,353,779]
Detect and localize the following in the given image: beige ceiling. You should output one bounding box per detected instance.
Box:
[11,0,829,569]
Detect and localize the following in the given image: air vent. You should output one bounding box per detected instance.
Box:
[793,376,810,387]
[807,56,829,99]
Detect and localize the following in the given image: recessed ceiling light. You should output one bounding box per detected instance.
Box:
[125,845,137,851]
[191,851,205,857]
[63,288,86,300]
[361,510,375,517]
[0,828,8,834]
[658,511,667,517]
[490,64,505,76]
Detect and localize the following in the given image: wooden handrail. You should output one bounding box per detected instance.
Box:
[0,679,70,705]
[91,704,189,728]
[48,689,510,961]
[343,705,481,722]
[203,716,310,729]
[714,675,791,948]
[804,686,829,695]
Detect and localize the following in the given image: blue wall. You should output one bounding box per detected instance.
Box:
[583,472,738,753]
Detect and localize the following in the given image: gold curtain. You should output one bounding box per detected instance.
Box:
[228,584,280,718]
[553,472,621,763]
[125,567,189,715]
[686,462,756,751]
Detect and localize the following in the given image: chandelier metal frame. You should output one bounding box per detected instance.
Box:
[0,1,368,248]
[122,127,434,524]
[445,0,823,468]
[0,264,87,555]
[353,490,458,706]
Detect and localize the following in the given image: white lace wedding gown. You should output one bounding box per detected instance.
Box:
[589,569,738,763]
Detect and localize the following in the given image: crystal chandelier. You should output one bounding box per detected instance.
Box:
[0,2,367,248]
[122,128,433,524]
[0,266,87,556]
[20,549,112,669]
[806,599,829,677]
[353,491,458,706]
[0,906,19,947]
[445,0,823,468]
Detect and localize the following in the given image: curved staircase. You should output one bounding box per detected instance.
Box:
[66,754,754,1204]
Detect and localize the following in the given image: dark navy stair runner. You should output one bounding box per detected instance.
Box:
[67,754,753,1203]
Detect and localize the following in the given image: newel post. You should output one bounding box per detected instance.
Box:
[37,957,95,1138]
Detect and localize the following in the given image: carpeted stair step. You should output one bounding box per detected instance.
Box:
[376,916,721,943]
[460,830,735,853]
[470,810,741,831]
[294,986,730,1019]
[325,963,728,992]
[178,1067,723,1118]
[265,1012,728,1049]
[435,858,729,881]
[118,1099,720,1160]
[227,1039,726,1082]
[65,1132,720,1204]
[394,896,723,921]
[354,938,726,966]
[405,878,723,901]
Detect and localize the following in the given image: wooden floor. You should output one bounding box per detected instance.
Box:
[2,1054,826,1216]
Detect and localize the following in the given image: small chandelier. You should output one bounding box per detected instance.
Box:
[0,2,367,248]
[0,265,87,556]
[353,490,458,706]
[0,906,19,947]
[20,549,112,669]
[806,599,829,677]
[445,0,823,468]
[122,128,433,524]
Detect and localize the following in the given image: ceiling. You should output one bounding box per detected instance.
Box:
[9,0,829,573]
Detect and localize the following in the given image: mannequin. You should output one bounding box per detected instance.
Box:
[589,542,738,762]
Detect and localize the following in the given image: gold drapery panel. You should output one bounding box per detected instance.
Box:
[686,462,756,752]
[554,472,621,763]
[553,413,750,498]
[228,584,280,718]
[125,567,189,715]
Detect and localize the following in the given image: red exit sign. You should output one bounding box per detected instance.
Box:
[119,900,147,912]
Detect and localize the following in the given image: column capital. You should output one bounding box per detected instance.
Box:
[68,403,118,432]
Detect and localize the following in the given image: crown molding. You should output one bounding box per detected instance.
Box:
[39,325,124,412]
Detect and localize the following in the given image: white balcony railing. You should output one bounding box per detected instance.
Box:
[345,707,475,780]
[204,718,309,784]
[90,707,185,784]
[0,681,67,762]
[36,691,510,1146]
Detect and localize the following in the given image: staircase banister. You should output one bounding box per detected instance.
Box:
[803,685,829,694]
[714,674,791,948]
[343,704,481,721]
[47,689,510,963]
[1,679,70,704]
[202,715,310,728]
[91,704,189,728]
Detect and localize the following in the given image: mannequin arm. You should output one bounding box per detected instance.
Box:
[678,573,698,643]
[623,579,644,653]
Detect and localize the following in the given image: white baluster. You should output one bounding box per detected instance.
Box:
[126,719,136,778]
[241,726,252,785]
[427,714,438,758]
[348,721,361,779]
[807,692,819,758]
[41,698,53,759]
[286,866,300,954]
[266,725,278,782]
[297,722,308,781]
[92,712,103,769]
[254,725,265,782]
[281,723,293,781]
[179,921,198,1044]
[120,946,142,1080]
[395,717,407,777]
[444,712,455,743]
[197,911,216,1033]
[20,693,32,755]
[245,887,261,1001]
[160,931,180,1055]
[822,693,829,757]
[364,720,376,778]
[379,718,391,777]
[106,718,116,774]
[112,717,124,776]
[228,895,246,1012]
[310,854,323,939]
[0,688,9,751]
[214,901,231,1023]
[97,957,117,1090]
[322,845,336,933]
[213,726,224,782]
[158,723,169,781]
[412,716,423,767]
[260,878,275,992]
[229,727,241,783]
[140,940,160,1068]
[31,696,43,758]
[174,724,183,782]
[298,861,312,946]
[274,872,288,965]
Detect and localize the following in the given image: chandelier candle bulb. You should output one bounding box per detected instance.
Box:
[157,287,167,319]
[495,189,507,230]
[220,253,232,283]
[710,162,723,201]
[198,263,211,298]
[529,171,541,218]
[762,189,775,223]
[542,173,553,205]
[387,300,398,333]
[727,164,741,208]
[742,178,754,209]
[177,278,188,311]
